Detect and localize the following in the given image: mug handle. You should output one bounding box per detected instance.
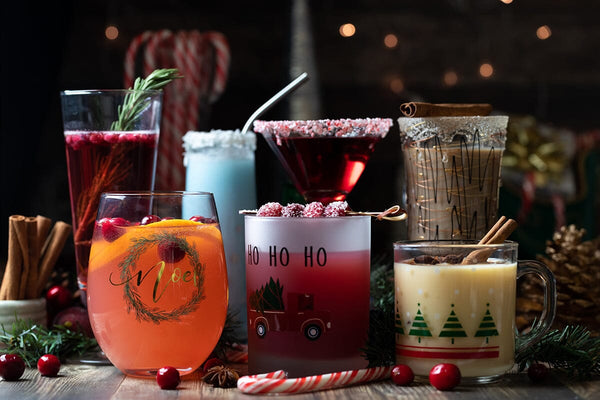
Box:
[515,260,557,353]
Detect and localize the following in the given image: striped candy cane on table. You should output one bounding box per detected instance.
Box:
[122,29,231,190]
[237,366,393,395]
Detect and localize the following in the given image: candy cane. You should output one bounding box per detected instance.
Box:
[205,31,230,103]
[237,366,393,395]
[124,31,153,89]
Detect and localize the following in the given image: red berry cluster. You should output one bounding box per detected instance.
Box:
[256,201,349,218]
[65,132,157,150]
[96,214,213,242]
[0,354,62,381]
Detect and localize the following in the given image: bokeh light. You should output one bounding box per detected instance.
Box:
[536,25,552,40]
[443,70,458,86]
[390,77,405,94]
[479,62,494,78]
[105,25,119,40]
[339,23,356,37]
[384,34,398,48]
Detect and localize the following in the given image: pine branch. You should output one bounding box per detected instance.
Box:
[362,259,396,367]
[516,325,600,379]
[111,68,182,131]
[0,318,98,367]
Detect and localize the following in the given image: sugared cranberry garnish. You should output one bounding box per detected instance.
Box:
[391,364,414,386]
[282,203,305,217]
[527,363,549,382]
[158,240,186,263]
[156,366,180,390]
[141,215,161,225]
[37,354,61,377]
[303,202,325,217]
[324,201,349,217]
[0,354,26,381]
[100,217,129,242]
[429,363,461,391]
[202,357,224,373]
[257,202,283,217]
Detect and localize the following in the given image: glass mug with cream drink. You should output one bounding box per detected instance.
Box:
[393,241,556,384]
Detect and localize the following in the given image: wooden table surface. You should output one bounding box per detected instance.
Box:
[1,362,598,400]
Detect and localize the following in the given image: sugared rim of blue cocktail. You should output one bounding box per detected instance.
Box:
[253,118,393,138]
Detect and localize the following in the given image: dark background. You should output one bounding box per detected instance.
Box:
[1,0,599,273]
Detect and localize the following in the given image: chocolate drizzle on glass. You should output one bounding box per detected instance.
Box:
[399,116,509,240]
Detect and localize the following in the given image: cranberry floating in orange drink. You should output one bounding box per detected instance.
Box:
[87,192,228,377]
[253,119,392,204]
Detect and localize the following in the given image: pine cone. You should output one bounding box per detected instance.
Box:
[517,225,600,335]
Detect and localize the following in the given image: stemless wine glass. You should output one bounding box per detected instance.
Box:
[87,191,228,377]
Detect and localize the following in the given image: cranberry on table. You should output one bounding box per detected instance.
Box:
[37,354,61,377]
[429,363,461,391]
[0,354,26,381]
[527,363,549,382]
[391,364,414,386]
[156,366,181,390]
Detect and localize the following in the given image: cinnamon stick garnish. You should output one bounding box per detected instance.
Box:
[11,216,31,300]
[37,221,72,296]
[36,215,52,249]
[25,217,40,299]
[400,102,493,117]
[0,216,25,300]
[461,217,518,264]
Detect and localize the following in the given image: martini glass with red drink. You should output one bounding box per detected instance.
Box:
[253,119,392,204]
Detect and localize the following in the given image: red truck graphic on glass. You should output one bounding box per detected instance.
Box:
[248,292,331,340]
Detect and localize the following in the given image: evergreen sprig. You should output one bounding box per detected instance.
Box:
[0,319,98,367]
[362,259,396,367]
[516,325,600,379]
[111,68,182,131]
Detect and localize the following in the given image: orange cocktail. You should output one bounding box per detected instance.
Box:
[87,192,228,377]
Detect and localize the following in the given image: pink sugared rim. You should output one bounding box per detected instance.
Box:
[253,118,393,138]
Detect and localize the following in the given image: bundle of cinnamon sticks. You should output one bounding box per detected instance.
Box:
[0,215,72,300]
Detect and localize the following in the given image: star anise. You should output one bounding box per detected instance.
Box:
[202,365,240,388]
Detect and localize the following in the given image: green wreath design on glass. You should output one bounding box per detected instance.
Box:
[118,232,206,324]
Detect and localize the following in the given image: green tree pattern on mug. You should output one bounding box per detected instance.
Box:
[395,301,405,336]
[474,302,500,343]
[408,303,432,343]
[439,304,468,344]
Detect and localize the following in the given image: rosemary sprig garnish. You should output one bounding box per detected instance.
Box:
[0,318,99,367]
[111,68,182,131]
[516,325,600,379]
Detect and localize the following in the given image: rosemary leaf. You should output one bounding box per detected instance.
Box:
[0,318,98,367]
[111,68,182,131]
